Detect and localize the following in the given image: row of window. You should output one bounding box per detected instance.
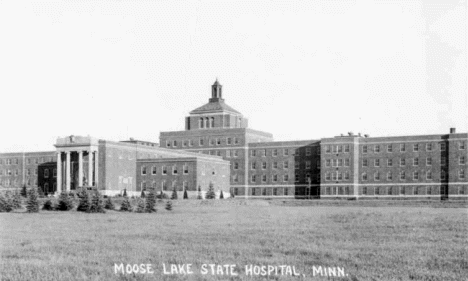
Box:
[1,179,38,186]
[0,157,55,165]
[323,185,467,196]
[361,142,466,154]
[250,147,317,157]
[166,137,241,148]
[141,165,189,176]
[250,187,289,196]
[0,168,58,177]
[247,160,318,170]
[360,157,465,168]
[359,170,465,181]
[140,180,189,191]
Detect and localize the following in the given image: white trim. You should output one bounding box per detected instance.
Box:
[320,182,468,186]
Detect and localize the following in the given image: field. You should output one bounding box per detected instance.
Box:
[0,199,467,281]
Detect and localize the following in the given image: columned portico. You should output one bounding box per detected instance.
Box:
[78,151,83,187]
[56,152,62,193]
[65,151,71,192]
[88,151,93,186]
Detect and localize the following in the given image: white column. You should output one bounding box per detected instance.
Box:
[78,151,83,187]
[94,151,98,187]
[56,152,62,194]
[65,151,71,192]
[88,150,93,187]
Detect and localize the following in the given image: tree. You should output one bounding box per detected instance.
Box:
[183,189,188,199]
[89,191,105,213]
[20,184,27,197]
[136,198,145,213]
[42,198,54,211]
[165,200,173,211]
[120,196,132,212]
[104,197,115,210]
[26,187,40,213]
[206,182,215,199]
[145,188,157,213]
[140,189,146,198]
[77,189,90,212]
[0,193,13,212]
[12,191,22,209]
[219,190,224,199]
[123,189,128,197]
[196,186,203,200]
[37,187,45,198]
[56,192,74,211]
[171,187,178,200]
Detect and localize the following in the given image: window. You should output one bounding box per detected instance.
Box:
[337,145,343,153]
[227,138,232,145]
[162,166,167,175]
[413,171,419,180]
[441,171,447,180]
[427,157,432,166]
[166,141,171,147]
[400,158,406,166]
[375,159,380,167]
[344,171,350,180]
[283,161,289,169]
[400,144,406,152]
[374,145,380,153]
[426,143,433,151]
[374,172,380,181]
[233,174,239,183]
[387,159,393,167]
[173,140,178,147]
[251,162,256,169]
[344,158,350,167]
[15,169,19,176]
[344,144,350,153]
[362,186,367,195]
[216,138,221,145]
[189,140,194,147]
[273,162,278,169]
[16,159,20,165]
[460,141,466,150]
[226,150,231,158]
[209,138,215,146]
[26,158,30,165]
[273,149,278,157]
[262,149,267,157]
[26,169,30,176]
[325,145,331,153]
[413,158,419,166]
[284,188,289,196]
[152,166,157,175]
[199,138,204,146]
[199,118,204,128]
[210,117,215,128]
[234,188,238,196]
[362,172,368,181]
[262,162,267,169]
[426,170,432,180]
[387,145,393,153]
[294,162,299,169]
[234,150,239,157]
[387,172,393,181]
[44,169,49,178]
[183,140,187,147]
[251,175,256,183]
[272,174,278,182]
[413,144,419,152]
[338,159,343,167]
[440,143,446,151]
[460,156,466,165]
[325,172,331,181]
[262,175,267,183]
[400,171,406,180]
[284,149,289,156]
[306,161,311,169]
[234,162,239,170]
[7,170,11,176]
[295,174,300,182]
[273,188,278,196]
[306,148,311,156]
[283,174,289,182]
[261,188,267,196]
[234,138,239,144]
[441,157,447,166]
[362,159,368,167]
[325,159,331,167]
[362,145,368,154]
[251,150,256,157]
[172,165,178,175]
[183,164,188,174]
[459,170,466,179]
[53,168,57,178]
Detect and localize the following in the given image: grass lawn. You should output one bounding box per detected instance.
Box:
[0,199,467,281]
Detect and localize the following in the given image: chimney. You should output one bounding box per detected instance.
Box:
[358,133,361,137]
[450,128,456,134]
[348,132,353,136]
[364,134,369,138]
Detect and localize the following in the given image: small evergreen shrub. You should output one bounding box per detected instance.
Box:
[104,197,115,210]
[165,200,173,211]
[183,189,188,199]
[0,193,13,212]
[56,192,74,211]
[205,182,215,200]
[37,187,45,198]
[141,190,146,198]
[219,190,224,199]
[12,192,22,209]
[89,191,105,213]
[171,188,178,200]
[120,196,132,212]
[136,199,145,213]
[123,189,127,197]
[26,187,40,213]
[145,188,157,213]
[77,190,90,212]
[42,199,54,211]
[20,184,28,197]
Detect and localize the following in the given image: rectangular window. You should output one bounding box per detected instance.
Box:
[26,169,31,176]
[273,188,278,196]
[337,159,343,167]
[183,164,188,174]
[226,150,231,158]
[183,140,188,147]
[413,144,419,152]
[262,175,267,183]
[251,162,256,169]
[440,142,446,151]
[426,143,432,151]
[413,171,419,180]
[234,187,238,196]
[400,144,406,152]
[325,172,331,181]
[273,162,278,169]
[325,159,331,167]
[460,156,466,165]
[400,171,406,180]
[337,145,343,153]
[441,157,447,166]
[262,162,267,169]
[234,138,239,144]
[295,174,300,182]
[427,157,432,166]
[262,149,267,157]
[362,145,368,154]
[460,141,466,150]
[459,170,465,179]
[387,159,393,167]
[284,149,289,156]
[233,174,239,183]
[284,161,289,169]
[152,166,157,175]
[400,158,406,166]
[413,158,419,166]
[273,149,278,157]
[234,162,239,170]
[375,159,380,167]
[189,140,194,146]
[344,144,350,153]
[325,145,331,153]
[306,148,312,156]
[387,172,392,181]
[251,175,256,183]
[374,172,380,181]
[426,170,432,180]
[251,150,256,157]
[216,138,221,145]
[362,159,368,167]
[227,137,232,145]
[15,169,19,176]
[283,174,289,182]
[294,162,299,169]
[332,145,337,153]
[166,141,171,147]
[272,174,278,182]
[173,140,178,147]
[172,165,178,175]
[44,169,49,178]
[234,150,239,157]
[162,166,167,175]
[199,138,204,146]
[362,173,368,181]
[344,171,350,180]
[387,145,393,152]
[209,139,215,146]
[344,158,350,167]
[362,186,367,195]
[284,188,288,196]
[441,171,447,180]
[306,161,311,169]
[374,145,380,153]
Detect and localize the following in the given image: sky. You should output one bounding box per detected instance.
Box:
[0,0,466,152]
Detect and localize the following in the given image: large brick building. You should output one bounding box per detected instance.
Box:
[0,80,467,199]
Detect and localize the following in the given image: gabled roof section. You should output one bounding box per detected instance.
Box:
[189,100,241,115]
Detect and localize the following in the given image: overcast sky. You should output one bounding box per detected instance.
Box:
[0,0,466,153]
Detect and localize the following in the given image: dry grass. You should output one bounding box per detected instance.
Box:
[0,199,467,281]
